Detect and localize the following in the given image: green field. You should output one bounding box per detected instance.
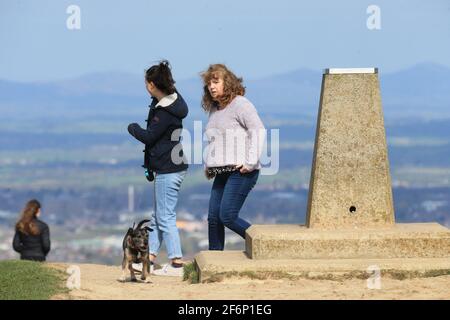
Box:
[2,164,450,190]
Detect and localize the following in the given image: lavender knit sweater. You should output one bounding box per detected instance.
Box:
[204,95,266,170]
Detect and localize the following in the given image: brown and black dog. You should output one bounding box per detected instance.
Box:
[119,219,153,283]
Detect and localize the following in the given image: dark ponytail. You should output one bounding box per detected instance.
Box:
[145,60,176,95]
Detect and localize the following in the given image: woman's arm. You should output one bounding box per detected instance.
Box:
[128,109,172,148]
[12,231,24,253]
[236,101,266,171]
[41,224,51,255]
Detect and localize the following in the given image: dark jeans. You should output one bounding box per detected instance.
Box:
[208,169,259,250]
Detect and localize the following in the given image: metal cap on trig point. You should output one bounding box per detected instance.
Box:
[323,67,378,74]
[306,66,394,229]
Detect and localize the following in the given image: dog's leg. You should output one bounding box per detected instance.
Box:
[128,262,137,282]
[119,256,128,282]
[141,259,151,283]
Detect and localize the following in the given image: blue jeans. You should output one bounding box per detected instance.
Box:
[208,169,259,250]
[149,170,186,259]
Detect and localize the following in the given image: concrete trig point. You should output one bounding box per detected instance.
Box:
[195,68,450,282]
[306,67,394,230]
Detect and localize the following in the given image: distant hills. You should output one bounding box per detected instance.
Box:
[1,62,450,122]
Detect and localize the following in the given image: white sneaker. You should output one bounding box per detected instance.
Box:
[132,263,143,272]
[150,262,154,274]
[152,263,184,277]
[132,262,157,274]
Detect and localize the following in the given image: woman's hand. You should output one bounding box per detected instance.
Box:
[235,164,253,174]
[204,168,215,180]
[127,123,140,137]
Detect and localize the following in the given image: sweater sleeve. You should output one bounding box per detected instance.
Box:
[12,231,23,253]
[41,224,51,255]
[236,100,266,170]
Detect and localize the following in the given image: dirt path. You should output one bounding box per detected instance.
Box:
[49,263,450,300]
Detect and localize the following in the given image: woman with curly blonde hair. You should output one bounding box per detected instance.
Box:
[201,64,266,250]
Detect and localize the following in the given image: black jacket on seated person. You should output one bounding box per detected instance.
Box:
[127,91,189,174]
[13,218,51,261]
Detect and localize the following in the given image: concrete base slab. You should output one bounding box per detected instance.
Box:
[246,223,450,260]
[194,250,450,283]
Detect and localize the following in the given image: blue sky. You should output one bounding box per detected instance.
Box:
[1,0,449,82]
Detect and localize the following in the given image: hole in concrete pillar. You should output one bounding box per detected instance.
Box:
[349,206,357,213]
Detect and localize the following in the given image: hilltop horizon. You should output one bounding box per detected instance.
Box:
[1,61,450,123]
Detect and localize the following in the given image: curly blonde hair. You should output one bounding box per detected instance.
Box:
[200,64,245,112]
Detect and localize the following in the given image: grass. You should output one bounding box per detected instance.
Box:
[0,260,68,300]
[183,262,199,284]
[183,267,450,284]
[388,269,450,280]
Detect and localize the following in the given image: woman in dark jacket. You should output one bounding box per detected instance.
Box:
[127,60,189,277]
[12,199,50,261]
